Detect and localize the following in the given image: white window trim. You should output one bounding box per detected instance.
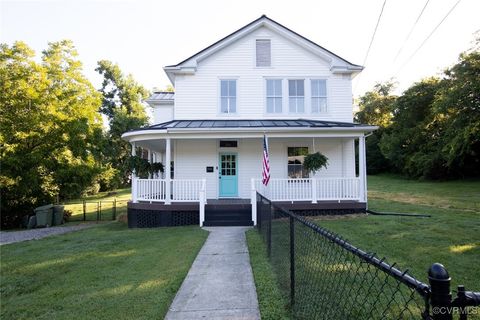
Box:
[265,78,283,114]
[218,78,239,116]
[310,78,329,114]
[288,79,306,115]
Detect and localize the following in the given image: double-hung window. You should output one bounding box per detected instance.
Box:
[288,80,304,113]
[287,147,309,178]
[311,79,327,113]
[266,79,282,113]
[220,80,236,113]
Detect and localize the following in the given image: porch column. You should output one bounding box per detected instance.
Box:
[165,138,171,204]
[358,135,367,203]
[147,149,152,179]
[131,142,137,203]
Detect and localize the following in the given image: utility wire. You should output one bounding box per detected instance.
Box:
[354,0,388,93]
[392,0,430,63]
[395,0,462,76]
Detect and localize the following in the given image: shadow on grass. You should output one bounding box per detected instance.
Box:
[0,223,208,320]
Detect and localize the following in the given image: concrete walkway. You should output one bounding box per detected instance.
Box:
[165,227,260,320]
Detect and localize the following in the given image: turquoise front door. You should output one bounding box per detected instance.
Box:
[219,153,238,197]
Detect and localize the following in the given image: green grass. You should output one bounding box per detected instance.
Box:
[0,223,208,319]
[248,175,480,319]
[318,174,480,288]
[246,230,291,320]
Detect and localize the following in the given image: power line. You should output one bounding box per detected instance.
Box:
[395,0,462,76]
[362,0,388,67]
[354,0,388,92]
[392,0,430,63]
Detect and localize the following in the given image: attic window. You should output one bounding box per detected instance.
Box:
[256,39,271,67]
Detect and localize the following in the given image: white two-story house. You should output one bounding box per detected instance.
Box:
[122,15,377,228]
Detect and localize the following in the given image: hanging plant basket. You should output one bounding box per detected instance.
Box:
[304,152,329,174]
[129,156,164,178]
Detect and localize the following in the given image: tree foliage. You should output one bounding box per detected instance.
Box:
[95,60,150,185]
[355,83,396,174]
[0,41,105,228]
[359,41,480,179]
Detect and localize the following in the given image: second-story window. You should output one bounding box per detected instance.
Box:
[311,79,327,113]
[289,80,304,113]
[266,79,282,113]
[220,80,236,113]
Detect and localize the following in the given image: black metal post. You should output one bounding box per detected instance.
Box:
[290,215,295,307]
[113,198,116,220]
[267,204,272,258]
[428,263,452,320]
[83,200,86,221]
[96,202,100,221]
[256,197,261,232]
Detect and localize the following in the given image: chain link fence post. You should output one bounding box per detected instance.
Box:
[83,200,86,221]
[428,263,452,320]
[290,215,295,307]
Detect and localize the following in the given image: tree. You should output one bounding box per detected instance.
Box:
[0,41,105,228]
[355,83,396,174]
[96,60,149,185]
[380,78,441,178]
[432,42,480,177]
[379,41,479,179]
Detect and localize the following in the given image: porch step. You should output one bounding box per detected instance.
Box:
[203,220,254,227]
[204,203,253,226]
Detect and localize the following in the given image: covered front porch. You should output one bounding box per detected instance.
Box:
[122,119,376,227]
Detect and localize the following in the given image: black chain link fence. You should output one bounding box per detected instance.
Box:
[62,199,129,222]
[256,192,480,320]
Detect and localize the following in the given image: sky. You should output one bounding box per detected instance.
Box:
[1,0,479,97]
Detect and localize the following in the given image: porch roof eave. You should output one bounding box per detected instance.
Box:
[121,125,378,142]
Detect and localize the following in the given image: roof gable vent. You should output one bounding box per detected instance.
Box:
[256,39,271,67]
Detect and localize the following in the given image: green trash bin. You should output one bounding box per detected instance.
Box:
[53,205,64,226]
[35,204,53,227]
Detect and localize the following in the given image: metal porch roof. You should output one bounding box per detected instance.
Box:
[142,119,374,130]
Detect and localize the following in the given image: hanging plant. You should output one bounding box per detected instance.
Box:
[304,152,329,174]
[129,156,164,178]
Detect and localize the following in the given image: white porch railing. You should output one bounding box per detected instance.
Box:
[172,179,206,202]
[136,179,167,202]
[254,177,361,202]
[133,178,206,203]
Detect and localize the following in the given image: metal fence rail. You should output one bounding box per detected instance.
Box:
[256,192,480,320]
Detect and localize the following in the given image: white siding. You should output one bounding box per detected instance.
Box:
[172,137,355,199]
[152,104,174,123]
[174,26,353,122]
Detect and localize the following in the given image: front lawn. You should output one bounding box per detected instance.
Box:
[0,223,208,319]
[247,175,480,319]
[318,174,480,288]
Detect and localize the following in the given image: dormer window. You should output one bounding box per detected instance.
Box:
[256,39,271,67]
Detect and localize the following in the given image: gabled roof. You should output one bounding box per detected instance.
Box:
[164,15,363,83]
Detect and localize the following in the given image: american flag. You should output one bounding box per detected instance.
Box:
[262,135,270,186]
